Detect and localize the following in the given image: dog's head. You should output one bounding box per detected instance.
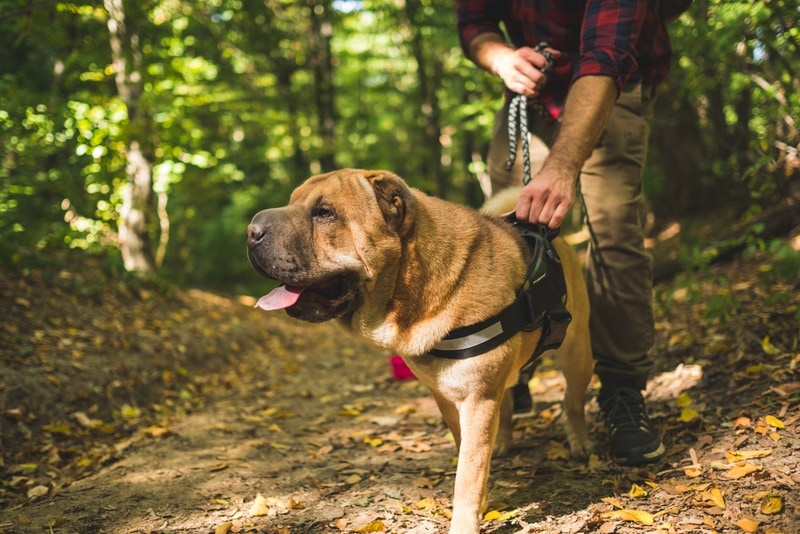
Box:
[247,169,416,322]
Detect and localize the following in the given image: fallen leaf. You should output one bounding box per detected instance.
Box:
[764,415,784,429]
[483,510,503,521]
[760,493,784,515]
[215,521,233,534]
[356,520,385,532]
[761,336,780,355]
[601,496,624,509]
[628,483,648,498]
[601,509,654,525]
[249,493,270,517]
[142,425,170,438]
[700,487,726,509]
[27,486,49,499]
[71,411,101,428]
[745,363,764,375]
[48,517,67,528]
[725,449,772,462]
[414,497,437,510]
[679,407,699,422]
[364,436,383,448]
[42,422,71,436]
[683,465,703,478]
[724,462,762,479]
[732,416,752,428]
[735,517,760,533]
[676,392,693,408]
[344,474,361,485]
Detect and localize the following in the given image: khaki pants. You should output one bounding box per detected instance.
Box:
[487,81,656,390]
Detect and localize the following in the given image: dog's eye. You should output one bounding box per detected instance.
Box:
[312,205,337,221]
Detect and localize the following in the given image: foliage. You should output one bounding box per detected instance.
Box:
[1,0,797,291]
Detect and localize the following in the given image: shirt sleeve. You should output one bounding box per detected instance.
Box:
[455,0,506,61]
[576,0,648,94]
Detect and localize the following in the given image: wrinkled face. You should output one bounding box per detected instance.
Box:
[246,169,414,323]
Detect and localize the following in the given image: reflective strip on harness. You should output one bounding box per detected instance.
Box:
[432,321,504,353]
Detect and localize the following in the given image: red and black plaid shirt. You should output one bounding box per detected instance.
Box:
[457,0,672,119]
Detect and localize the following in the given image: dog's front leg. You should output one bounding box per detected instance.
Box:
[448,396,500,534]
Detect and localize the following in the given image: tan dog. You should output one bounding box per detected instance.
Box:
[246,169,593,533]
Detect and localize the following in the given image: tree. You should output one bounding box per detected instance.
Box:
[104,0,156,273]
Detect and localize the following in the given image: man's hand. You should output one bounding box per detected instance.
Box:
[515,167,576,228]
[515,75,618,228]
[468,34,560,97]
[493,46,560,97]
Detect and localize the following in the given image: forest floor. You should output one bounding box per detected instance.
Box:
[1,221,799,534]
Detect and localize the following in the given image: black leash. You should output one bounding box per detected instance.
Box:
[505,42,554,186]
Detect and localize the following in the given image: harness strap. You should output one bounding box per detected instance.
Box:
[429,217,571,363]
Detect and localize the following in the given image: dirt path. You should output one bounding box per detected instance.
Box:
[1,253,799,533]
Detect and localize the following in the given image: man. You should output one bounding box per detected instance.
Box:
[456,0,670,465]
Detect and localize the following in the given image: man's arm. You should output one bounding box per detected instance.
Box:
[515,75,617,228]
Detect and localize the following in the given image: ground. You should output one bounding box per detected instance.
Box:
[1,238,798,534]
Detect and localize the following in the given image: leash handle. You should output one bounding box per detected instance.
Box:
[505,42,554,185]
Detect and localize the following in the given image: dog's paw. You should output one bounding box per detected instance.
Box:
[493,438,512,458]
[568,437,593,460]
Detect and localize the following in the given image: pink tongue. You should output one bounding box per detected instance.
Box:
[254,285,304,311]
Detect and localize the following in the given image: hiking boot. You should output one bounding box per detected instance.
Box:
[598,387,665,466]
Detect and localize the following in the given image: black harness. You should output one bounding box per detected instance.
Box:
[429,214,572,367]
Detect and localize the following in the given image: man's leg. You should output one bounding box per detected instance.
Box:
[579,81,665,465]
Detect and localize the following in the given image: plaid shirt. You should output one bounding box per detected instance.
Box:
[457,0,672,119]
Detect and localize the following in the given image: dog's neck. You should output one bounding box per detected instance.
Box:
[348,195,527,356]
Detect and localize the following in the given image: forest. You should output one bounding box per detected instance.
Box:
[1,1,800,533]
[1,0,798,291]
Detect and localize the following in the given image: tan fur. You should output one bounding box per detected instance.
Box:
[247,170,593,534]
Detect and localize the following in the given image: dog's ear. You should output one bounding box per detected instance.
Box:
[366,171,416,237]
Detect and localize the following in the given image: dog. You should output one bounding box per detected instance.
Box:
[246,169,593,533]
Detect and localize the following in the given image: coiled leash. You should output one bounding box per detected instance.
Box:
[505,42,554,186]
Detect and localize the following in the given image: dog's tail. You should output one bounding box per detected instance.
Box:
[479,186,522,217]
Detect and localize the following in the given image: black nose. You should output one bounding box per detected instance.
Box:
[247,223,265,246]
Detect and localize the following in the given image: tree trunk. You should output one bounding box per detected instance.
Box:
[104,0,155,273]
[403,0,447,198]
[308,0,337,173]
